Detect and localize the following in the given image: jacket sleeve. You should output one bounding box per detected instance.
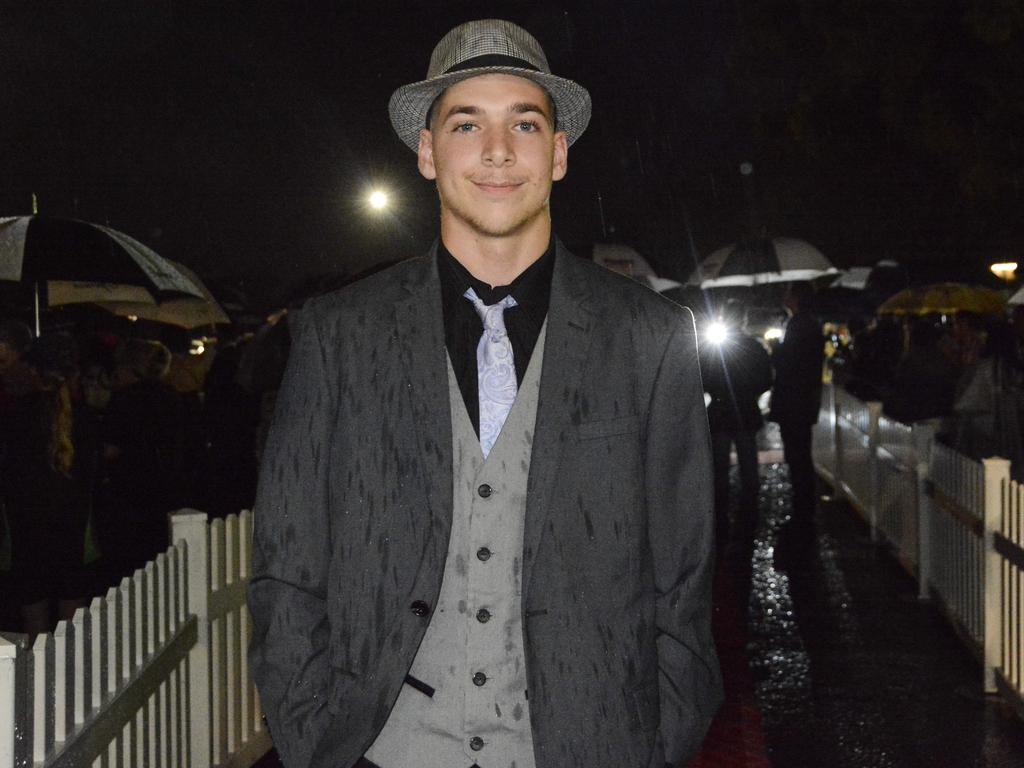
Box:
[644,309,723,765]
[247,307,335,768]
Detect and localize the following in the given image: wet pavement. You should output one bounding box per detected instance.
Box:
[704,442,1024,767]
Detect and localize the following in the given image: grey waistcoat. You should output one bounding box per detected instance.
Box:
[365,324,547,768]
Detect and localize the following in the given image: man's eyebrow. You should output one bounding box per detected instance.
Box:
[441,104,481,121]
[509,102,549,117]
[440,102,551,122]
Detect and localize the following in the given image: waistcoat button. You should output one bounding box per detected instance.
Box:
[477,483,492,498]
[470,736,484,751]
[409,600,430,617]
[472,671,487,686]
[476,607,491,623]
[476,547,491,562]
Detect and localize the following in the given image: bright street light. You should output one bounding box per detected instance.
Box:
[990,261,1018,281]
[704,321,729,346]
[368,190,389,211]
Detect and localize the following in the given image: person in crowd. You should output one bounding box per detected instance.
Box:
[883,318,958,426]
[248,19,721,768]
[100,339,185,572]
[1009,305,1024,387]
[236,309,291,468]
[700,299,772,547]
[0,320,36,629]
[201,336,259,517]
[769,281,824,563]
[0,333,90,636]
[0,319,36,412]
[949,313,1022,463]
[842,316,903,402]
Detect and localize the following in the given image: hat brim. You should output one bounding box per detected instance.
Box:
[389,67,592,152]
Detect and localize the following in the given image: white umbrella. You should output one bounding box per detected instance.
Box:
[593,243,656,279]
[687,237,838,288]
[642,275,683,293]
[47,281,156,305]
[831,267,871,290]
[49,263,230,329]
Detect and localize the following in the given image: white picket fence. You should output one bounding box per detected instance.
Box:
[0,509,271,767]
[814,382,1024,720]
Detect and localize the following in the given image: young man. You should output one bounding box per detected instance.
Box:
[248,19,721,768]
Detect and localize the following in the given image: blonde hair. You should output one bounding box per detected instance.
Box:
[49,382,74,476]
[26,332,77,476]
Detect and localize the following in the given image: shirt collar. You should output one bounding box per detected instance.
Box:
[438,236,555,311]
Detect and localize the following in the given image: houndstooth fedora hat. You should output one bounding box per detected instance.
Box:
[389,19,592,152]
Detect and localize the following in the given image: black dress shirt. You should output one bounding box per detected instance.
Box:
[438,238,554,435]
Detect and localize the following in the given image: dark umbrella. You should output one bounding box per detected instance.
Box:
[0,215,203,333]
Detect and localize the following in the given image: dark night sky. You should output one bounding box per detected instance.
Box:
[3,1,1023,309]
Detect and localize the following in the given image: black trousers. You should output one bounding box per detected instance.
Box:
[779,420,816,525]
[710,428,760,541]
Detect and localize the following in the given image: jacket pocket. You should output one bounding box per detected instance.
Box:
[326,666,358,715]
[577,414,640,441]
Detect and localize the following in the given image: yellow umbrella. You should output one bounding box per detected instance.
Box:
[876,282,1005,316]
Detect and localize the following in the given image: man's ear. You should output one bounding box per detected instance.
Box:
[417,129,436,180]
[551,131,568,182]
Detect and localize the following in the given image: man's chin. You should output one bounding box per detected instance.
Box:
[445,205,548,240]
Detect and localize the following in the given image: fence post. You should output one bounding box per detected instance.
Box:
[867,401,883,542]
[832,386,845,499]
[827,382,838,482]
[912,422,935,601]
[171,509,212,768]
[0,636,16,768]
[982,457,1011,694]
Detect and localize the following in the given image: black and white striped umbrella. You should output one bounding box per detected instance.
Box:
[687,237,837,288]
[0,215,203,332]
[0,216,202,297]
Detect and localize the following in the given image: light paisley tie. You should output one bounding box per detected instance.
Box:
[464,287,518,458]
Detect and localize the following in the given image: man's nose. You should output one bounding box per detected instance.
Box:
[482,131,515,165]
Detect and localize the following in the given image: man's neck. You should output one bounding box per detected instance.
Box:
[440,218,551,288]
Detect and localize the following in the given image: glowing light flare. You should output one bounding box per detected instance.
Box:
[705,321,730,346]
[368,190,389,210]
[990,262,1018,281]
[764,327,784,342]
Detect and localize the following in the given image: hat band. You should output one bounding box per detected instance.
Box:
[444,54,541,74]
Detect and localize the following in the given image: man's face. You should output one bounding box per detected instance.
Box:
[417,74,568,240]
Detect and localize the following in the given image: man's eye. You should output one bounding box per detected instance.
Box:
[515,120,539,132]
[453,122,476,133]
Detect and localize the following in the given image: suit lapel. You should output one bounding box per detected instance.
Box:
[395,250,454,554]
[523,243,595,595]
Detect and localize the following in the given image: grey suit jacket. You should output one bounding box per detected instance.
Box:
[247,242,722,768]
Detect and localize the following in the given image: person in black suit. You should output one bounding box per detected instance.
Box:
[247,19,721,768]
[700,299,772,546]
[769,281,824,559]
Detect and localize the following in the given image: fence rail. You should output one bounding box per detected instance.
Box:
[0,510,270,768]
[993,471,1024,718]
[815,383,1023,720]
